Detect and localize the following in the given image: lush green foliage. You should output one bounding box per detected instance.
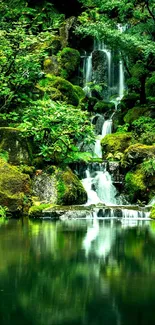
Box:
[13,99,95,163]
[76,0,155,103]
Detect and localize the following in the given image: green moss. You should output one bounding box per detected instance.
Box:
[57,47,80,79]
[43,56,59,75]
[0,127,32,165]
[0,158,31,214]
[150,206,155,219]
[125,167,146,202]
[124,144,155,165]
[124,106,149,124]
[28,203,51,218]
[38,76,79,106]
[94,101,115,113]
[56,167,87,205]
[73,85,85,100]
[101,133,132,159]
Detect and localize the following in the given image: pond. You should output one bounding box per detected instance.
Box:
[0,217,155,325]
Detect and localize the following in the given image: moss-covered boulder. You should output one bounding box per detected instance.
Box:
[57,47,80,79]
[124,144,155,166]
[101,133,133,159]
[0,158,31,215]
[73,85,85,100]
[124,106,151,124]
[43,56,59,75]
[37,76,79,106]
[150,205,155,219]
[94,101,115,115]
[0,127,32,165]
[125,167,147,203]
[57,167,87,205]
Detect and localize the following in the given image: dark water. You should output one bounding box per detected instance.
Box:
[0,217,155,325]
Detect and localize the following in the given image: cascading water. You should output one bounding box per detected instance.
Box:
[83,53,92,97]
[80,34,150,219]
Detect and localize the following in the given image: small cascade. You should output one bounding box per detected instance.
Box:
[82,164,120,206]
[95,171,118,205]
[118,59,124,100]
[82,169,101,205]
[83,53,92,96]
[102,119,112,136]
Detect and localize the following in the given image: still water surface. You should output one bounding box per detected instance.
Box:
[0,218,155,325]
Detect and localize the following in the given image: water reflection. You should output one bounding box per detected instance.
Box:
[0,218,155,325]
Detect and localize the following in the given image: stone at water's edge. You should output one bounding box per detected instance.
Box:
[0,158,31,215]
[29,167,87,217]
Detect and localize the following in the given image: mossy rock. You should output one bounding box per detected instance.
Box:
[101,133,133,159]
[124,143,155,166]
[38,76,79,106]
[0,127,32,165]
[57,47,80,79]
[28,203,52,218]
[94,101,115,114]
[0,158,31,214]
[43,56,59,75]
[73,85,85,100]
[57,167,87,205]
[121,93,140,110]
[125,167,147,203]
[150,206,155,219]
[124,106,150,124]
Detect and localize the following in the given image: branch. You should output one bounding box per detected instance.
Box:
[145,0,155,21]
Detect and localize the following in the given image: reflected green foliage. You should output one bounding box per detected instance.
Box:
[0,219,155,324]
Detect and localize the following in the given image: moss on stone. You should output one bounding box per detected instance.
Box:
[0,127,32,165]
[101,133,133,159]
[28,203,51,218]
[0,158,31,214]
[94,101,115,114]
[38,76,79,106]
[125,167,146,202]
[43,56,59,75]
[73,85,85,100]
[56,167,87,205]
[124,143,155,166]
[124,106,150,124]
[150,206,155,219]
[57,47,80,79]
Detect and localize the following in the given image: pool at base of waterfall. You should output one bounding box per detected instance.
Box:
[0,217,155,325]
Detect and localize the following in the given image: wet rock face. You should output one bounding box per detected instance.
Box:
[0,158,31,215]
[32,173,57,204]
[92,50,108,84]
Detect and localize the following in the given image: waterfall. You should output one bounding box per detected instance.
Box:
[118,59,124,100]
[83,53,92,96]
[95,171,118,205]
[82,164,120,206]
[102,119,112,136]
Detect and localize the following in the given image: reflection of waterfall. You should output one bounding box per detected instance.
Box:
[83,218,116,257]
